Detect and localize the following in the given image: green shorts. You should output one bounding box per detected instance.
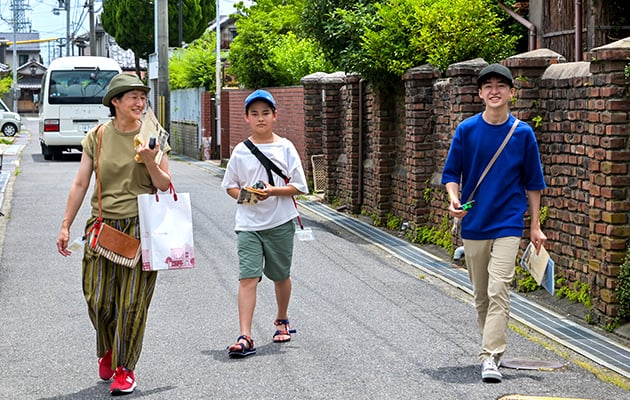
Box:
[236,220,296,281]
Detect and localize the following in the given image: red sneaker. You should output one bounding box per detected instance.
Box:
[98,350,114,380]
[110,366,136,395]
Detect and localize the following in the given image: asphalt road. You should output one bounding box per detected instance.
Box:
[0,118,628,399]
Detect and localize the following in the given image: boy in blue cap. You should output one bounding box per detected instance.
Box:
[441,64,547,383]
[221,89,308,358]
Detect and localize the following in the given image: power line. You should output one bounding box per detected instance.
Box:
[4,0,32,32]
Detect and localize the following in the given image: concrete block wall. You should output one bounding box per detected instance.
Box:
[170,121,199,159]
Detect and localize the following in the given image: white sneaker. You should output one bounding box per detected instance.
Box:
[481,357,502,383]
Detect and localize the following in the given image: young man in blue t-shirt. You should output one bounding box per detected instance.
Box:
[441,64,547,383]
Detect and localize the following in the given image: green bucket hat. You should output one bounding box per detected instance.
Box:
[102,73,150,107]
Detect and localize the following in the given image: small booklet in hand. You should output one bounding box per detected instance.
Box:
[520,242,555,295]
[136,108,170,164]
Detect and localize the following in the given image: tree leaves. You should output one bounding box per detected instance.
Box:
[102,0,216,72]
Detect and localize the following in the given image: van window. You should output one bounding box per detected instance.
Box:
[48,70,118,105]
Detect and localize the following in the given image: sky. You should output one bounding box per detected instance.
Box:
[0,0,247,65]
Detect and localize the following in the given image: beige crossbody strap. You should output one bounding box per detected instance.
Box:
[95,124,105,219]
[466,118,520,203]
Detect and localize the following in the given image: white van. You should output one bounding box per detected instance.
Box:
[38,56,121,160]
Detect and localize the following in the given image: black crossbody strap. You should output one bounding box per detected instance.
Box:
[244,139,289,186]
[243,139,303,229]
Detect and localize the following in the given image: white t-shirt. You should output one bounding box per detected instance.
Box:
[221,137,308,231]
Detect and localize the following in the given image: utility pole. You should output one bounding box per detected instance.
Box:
[65,0,70,55]
[12,1,18,112]
[215,1,221,159]
[156,0,170,131]
[88,0,96,55]
[55,0,71,55]
[178,0,183,46]
[7,0,32,111]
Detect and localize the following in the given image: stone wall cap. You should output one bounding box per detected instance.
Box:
[509,48,565,60]
[301,71,346,85]
[592,37,630,51]
[541,61,591,80]
[446,58,487,77]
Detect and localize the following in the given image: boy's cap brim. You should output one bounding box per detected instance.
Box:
[245,89,277,110]
[102,73,150,107]
[477,64,514,88]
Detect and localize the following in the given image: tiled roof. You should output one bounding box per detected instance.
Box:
[17,76,41,90]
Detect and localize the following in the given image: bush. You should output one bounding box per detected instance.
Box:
[0,76,12,96]
[169,31,217,90]
[269,32,334,86]
[357,0,519,86]
[228,0,334,88]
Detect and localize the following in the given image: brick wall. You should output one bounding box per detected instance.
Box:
[195,88,305,162]
[222,87,305,163]
[301,37,630,322]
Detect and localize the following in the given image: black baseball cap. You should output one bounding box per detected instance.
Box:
[477,64,514,88]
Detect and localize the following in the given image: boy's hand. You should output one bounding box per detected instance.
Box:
[250,181,271,201]
[448,198,467,218]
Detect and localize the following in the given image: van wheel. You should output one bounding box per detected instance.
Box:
[41,143,54,160]
[2,123,17,137]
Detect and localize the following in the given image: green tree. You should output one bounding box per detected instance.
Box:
[269,32,334,86]
[301,0,379,72]
[301,0,519,88]
[102,0,216,73]
[169,31,218,90]
[228,0,332,88]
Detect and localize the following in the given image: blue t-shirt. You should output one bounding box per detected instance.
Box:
[441,113,546,240]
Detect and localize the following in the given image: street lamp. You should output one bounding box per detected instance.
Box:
[52,0,70,56]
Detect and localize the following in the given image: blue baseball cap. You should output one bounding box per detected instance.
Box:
[245,89,277,111]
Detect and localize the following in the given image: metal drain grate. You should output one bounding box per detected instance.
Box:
[311,154,326,193]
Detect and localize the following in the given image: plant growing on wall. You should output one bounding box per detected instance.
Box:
[624,60,630,96]
[614,246,630,325]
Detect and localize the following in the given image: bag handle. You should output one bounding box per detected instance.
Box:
[153,183,177,203]
[465,118,520,203]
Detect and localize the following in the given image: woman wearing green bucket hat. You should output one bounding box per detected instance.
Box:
[57,72,172,396]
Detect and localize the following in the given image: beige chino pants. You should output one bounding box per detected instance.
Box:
[463,236,521,362]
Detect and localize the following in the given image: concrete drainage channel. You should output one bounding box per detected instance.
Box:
[300,200,630,379]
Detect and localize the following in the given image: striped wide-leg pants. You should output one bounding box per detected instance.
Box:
[82,216,158,371]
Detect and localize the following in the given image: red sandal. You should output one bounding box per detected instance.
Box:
[227,335,256,358]
[273,319,297,343]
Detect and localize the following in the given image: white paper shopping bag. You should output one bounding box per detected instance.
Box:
[137,185,195,271]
